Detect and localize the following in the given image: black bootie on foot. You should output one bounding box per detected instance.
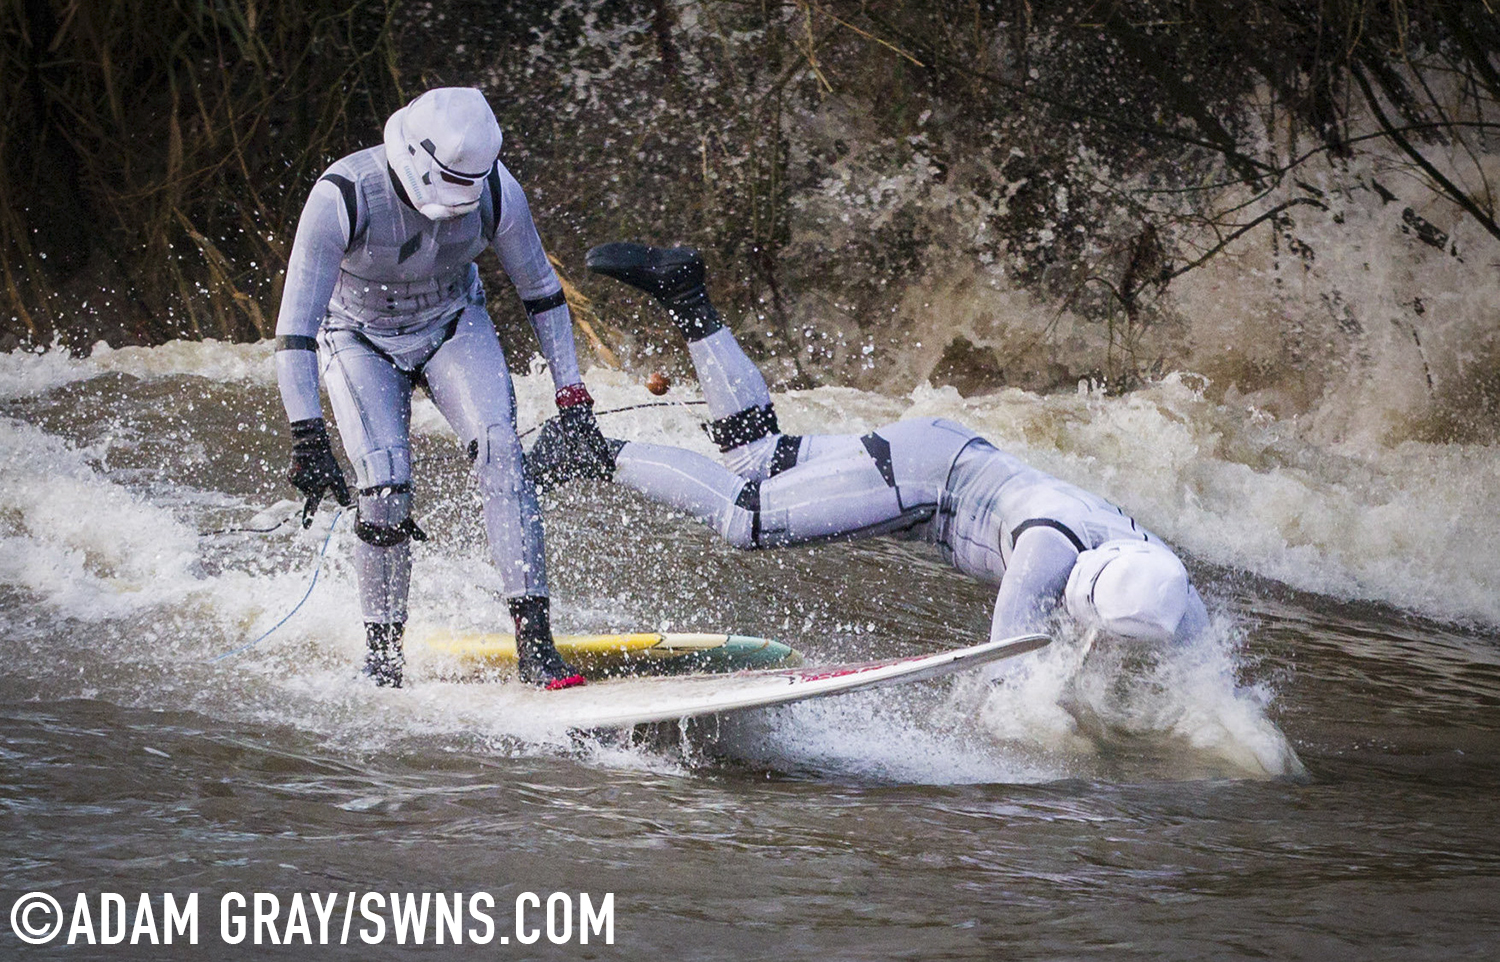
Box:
[364,622,405,688]
[585,242,723,341]
[509,596,585,690]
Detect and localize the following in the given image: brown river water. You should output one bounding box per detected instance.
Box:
[2,346,1498,959]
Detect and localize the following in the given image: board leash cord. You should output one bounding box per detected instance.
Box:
[516,398,707,440]
[211,509,344,662]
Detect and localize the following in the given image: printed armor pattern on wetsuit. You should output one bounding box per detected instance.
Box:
[273,145,580,620]
[610,325,1209,645]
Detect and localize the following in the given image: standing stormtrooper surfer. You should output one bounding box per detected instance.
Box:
[273,87,609,689]
[527,242,1211,649]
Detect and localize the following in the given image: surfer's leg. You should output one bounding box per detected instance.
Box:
[586,242,799,480]
[677,326,786,476]
[423,304,582,689]
[322,330,416,686]
[614,436,928,549]
[611,442,759,545]
[424,307,546,599]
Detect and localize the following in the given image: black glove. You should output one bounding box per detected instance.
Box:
[525,386,616,491]
[287,418,353,527]
[557,399,613,475]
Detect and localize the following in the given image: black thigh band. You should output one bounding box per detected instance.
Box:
[769,435,802,476]
[707,404,779,451]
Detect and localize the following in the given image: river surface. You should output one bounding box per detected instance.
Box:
[2,342,1497,959]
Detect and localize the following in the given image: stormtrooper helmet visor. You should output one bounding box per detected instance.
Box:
[384,87,502,220]
[1063,539,1190,643]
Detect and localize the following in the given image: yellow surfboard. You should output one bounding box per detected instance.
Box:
[415,630,802,680]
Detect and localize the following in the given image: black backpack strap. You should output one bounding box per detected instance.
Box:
[483,163,503,241]
[319,173,363,251]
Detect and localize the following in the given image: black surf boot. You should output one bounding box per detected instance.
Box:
[509,596,585,690]
[364,622,405,688]
[585,242,724,342]
[524,417,625,493]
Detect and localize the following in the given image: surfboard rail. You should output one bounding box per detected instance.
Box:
[537,632,1052,729]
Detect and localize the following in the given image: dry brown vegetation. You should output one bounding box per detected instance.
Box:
[3,0,1496,393]
[2,0,403,348]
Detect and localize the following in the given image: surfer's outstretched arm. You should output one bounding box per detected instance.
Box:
[988,525,1080,643]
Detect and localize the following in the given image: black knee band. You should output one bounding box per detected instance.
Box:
[355,517,428,547]
[707,404,780,452]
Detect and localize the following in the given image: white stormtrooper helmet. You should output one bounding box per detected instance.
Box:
[1063,539,1190,643]
[384,87,502,220]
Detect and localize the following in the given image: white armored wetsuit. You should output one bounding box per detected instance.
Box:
[275,145,582,622]
[612,328,1209,644]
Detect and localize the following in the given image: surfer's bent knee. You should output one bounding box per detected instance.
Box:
[467,423,525,470]
[720,479,763,549]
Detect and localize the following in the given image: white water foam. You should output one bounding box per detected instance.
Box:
[0,338,1479,783]
[973,619,1304,780]
[703,614,1302,785]
[0,417,199,618]
[7,331,1493,624]
[0,338,273,400]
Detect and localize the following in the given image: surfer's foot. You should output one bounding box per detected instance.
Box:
[585,242,722,341]
[586,242,703,300]
[517,637,587,690]
[509,595,585,690]
[524,417,624,492]
[363,622,405,688]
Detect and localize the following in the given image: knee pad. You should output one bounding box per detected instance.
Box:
[719,480,762,549]
[1064,539,1189,643]
[468,423,525,469]
[355,484,426,547]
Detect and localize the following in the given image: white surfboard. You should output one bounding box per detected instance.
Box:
[533,633,1051,729]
